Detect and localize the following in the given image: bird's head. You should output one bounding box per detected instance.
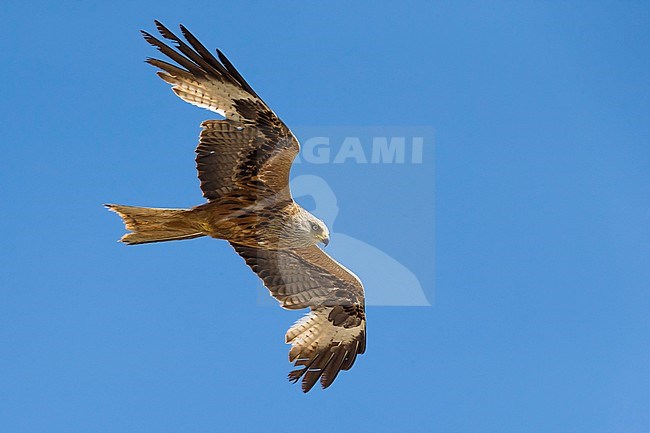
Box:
[294,210,330,248]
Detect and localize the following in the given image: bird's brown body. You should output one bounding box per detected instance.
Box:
[198,197,301,248]
[107,21,366,393]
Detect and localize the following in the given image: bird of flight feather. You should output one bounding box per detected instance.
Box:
[106,21,366,392]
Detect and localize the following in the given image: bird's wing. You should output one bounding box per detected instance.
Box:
[143,21,299,200]
[231,243,366,392]
[195,119,296,201]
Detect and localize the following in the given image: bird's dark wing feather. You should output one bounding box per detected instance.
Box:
[195,120,297,200]
[143,21,299,200]
[231,244,366,392]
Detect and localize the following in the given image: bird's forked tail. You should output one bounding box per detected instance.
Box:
[105,204,207,245]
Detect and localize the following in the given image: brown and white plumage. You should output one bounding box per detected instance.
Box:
[233,245,366,392]
[106,21,366,392]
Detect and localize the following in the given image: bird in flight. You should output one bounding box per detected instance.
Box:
[106,21,366,392]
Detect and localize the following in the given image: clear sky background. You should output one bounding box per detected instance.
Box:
[1,1,648,432]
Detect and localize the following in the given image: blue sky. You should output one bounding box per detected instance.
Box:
[1,1,648,432]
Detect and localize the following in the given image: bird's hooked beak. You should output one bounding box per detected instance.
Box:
[321,235,330,247]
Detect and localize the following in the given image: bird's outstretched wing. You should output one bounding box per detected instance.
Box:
[231,244,367,392]
[143,21,299,201]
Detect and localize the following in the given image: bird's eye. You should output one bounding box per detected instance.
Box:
[311,223,319,231]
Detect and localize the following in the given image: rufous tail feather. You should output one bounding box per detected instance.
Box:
[105,204,206,245]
